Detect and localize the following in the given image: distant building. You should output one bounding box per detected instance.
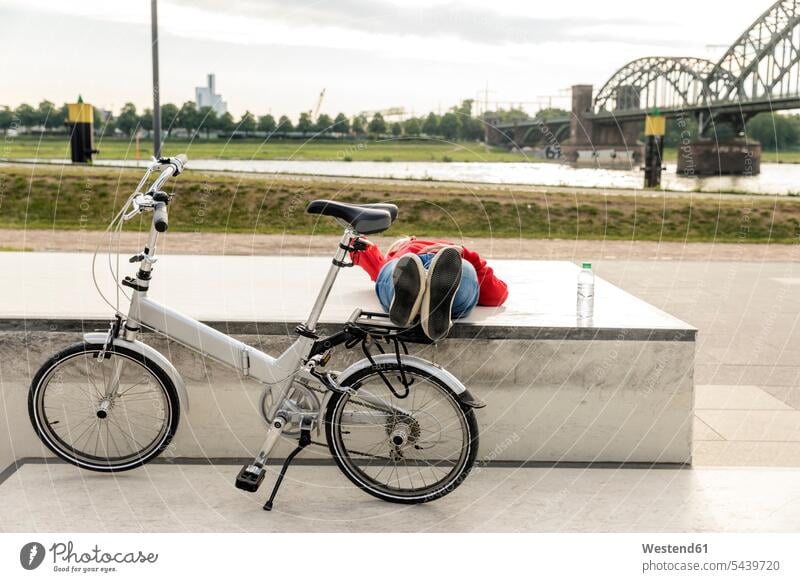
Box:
[195,74,227,115]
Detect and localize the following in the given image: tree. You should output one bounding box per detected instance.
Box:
[483,107,527,123]
[178,101,199,137]
[278,115,293,133]
[422,112,439,136]
[37,100,56,128]
[116,102,139,137]
[258,114,276,134]
[438,112,461,140]
[454,99,474,117]
[297,112,313,134]
[160,103,180,137]
[368,112,386,136]
[403,117,421,136]
[391,122,402,137]
[52,103,69,129]
[459,115,484,140]
[239,111,256,136]
[534,107,569,121]
[746,113,799,149]
[333,112,350,134]
[14,103,37,129]
[139,108,153,132]
[0,106,14,133]
[198,106,218,138]
[315,113,333,134]
[217,111,235,134]
[351,115,367,136]
[664,116,699,148]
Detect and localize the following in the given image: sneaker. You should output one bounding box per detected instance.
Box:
[389,254,426,327]
[420,246,462,341]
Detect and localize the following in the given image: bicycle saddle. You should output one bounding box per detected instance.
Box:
[306,200,398,234]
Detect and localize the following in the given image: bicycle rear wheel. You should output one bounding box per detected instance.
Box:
[28,342,180,472]
[325,360,478,504]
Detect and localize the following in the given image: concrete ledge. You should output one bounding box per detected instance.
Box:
[0,318,695,342]
[0,253,696,467]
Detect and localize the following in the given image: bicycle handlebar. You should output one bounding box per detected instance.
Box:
[153,201,169,232]
[136,155,188,232]
[147,155,189,194]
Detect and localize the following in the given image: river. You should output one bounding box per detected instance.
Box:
[28,158,800,195]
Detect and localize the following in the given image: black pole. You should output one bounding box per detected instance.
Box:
[151,0,162,159]
[643,134,664,188]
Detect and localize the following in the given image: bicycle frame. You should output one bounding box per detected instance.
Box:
[121,218,355,422]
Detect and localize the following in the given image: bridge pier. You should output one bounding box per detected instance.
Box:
[561,84,643,166]
[676,139,761,176]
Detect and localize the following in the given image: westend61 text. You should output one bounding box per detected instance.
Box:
[642,543,708,554]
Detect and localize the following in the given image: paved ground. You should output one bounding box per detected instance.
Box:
[2,463,800,533]
[4,229,800,261]
[3,242,800,531]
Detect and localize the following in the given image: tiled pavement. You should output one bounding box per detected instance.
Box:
[693,384,800,466]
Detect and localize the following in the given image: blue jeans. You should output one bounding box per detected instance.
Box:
[375,253,479,319]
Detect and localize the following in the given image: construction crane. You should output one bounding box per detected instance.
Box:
[310,88,326,121]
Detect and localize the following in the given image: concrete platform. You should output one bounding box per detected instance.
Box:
[1,252,695,469]
[1,462,798,533]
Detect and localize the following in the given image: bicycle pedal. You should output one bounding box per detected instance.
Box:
[235,464,266,492]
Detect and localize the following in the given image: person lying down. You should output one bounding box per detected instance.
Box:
[350,236,509,341]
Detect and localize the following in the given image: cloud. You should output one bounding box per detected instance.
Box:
[166,0,665,47]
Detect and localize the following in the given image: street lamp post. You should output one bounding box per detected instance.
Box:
[151,0,162,159]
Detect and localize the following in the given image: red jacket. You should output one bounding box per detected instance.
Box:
[351,238,509,307]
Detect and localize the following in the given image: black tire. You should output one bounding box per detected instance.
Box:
[325,360,479,504]
[28,342,180,472]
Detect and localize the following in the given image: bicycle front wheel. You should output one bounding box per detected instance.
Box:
[28,342,180,472]
[325,360,479,504]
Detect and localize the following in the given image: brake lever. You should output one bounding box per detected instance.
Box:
[122,194,155,222]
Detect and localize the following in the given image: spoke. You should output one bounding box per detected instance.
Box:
[93,422,102,456]
[117,378,150,397]
[107,417,147,452]
[106,422,126,456]
[120,408,165,421]
[73,418,100,450]
[112,416,160,434]
[63,415,99,444]
[117,394,161,403]
[44,403,91,413]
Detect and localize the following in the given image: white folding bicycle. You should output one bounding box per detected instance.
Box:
[28,155,484,509]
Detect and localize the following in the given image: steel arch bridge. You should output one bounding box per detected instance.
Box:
[594,57,733,112]
[594,0,800,118]
[486,0,800,153]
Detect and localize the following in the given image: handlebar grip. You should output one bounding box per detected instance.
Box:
[153,201,169,233]
[175,153,188,167]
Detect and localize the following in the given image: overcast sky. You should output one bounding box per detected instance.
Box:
[0,0,767,119]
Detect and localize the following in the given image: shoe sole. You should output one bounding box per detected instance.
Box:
[389,254,425,327]
[421,247,462,341]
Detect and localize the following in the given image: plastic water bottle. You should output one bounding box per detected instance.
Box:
[577,262,594,319]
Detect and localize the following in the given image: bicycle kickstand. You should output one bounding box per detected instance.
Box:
[263,418,313,511]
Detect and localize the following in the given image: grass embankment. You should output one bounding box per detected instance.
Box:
[1,165,798,243]
[0,136,527,163]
